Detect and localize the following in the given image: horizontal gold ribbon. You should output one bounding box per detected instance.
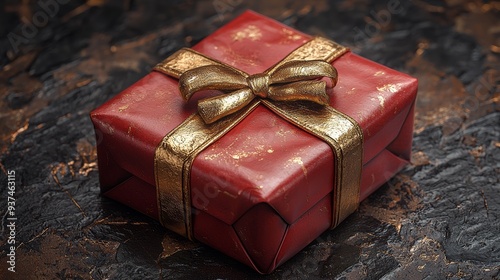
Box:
[153,37,363,239]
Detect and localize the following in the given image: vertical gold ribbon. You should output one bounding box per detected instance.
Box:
[153,37,363,239]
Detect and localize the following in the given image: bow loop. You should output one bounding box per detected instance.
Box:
[268,81,330,105]
[178,59,339,124]
[179,65,248,100]
[269,60,338,87]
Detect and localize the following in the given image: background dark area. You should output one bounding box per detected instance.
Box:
[0,0,499,279]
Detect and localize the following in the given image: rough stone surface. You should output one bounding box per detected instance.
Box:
[0,0,499,279]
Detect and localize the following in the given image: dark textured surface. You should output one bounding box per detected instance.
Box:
[0,0,499,279]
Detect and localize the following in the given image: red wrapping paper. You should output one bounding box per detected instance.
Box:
[91,11,417,273]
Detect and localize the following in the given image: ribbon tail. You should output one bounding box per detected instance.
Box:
[268,81,330,105]
[198,89,255,124]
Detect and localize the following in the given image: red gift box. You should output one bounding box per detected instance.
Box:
[91,11,417,273]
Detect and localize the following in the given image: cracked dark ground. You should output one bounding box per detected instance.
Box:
[0,0,499,279]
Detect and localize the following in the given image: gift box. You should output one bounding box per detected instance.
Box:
[90,10,417,273]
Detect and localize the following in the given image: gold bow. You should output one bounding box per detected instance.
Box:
[153,37,363,241]
[179,60,338,124]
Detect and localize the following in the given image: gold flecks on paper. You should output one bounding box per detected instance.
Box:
[377,83,400,93]
[118,105,129,112]
[378,95,386,108]
[281,28,304,43]
[288,156,307,177]
[232,25,262,42]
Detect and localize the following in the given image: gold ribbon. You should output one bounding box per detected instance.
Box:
[153,37,363,239]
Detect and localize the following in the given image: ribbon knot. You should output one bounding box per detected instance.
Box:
[247,73,270,98]
[178,59,338,124]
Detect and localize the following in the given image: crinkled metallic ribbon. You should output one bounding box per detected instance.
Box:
[153,37,363,240]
